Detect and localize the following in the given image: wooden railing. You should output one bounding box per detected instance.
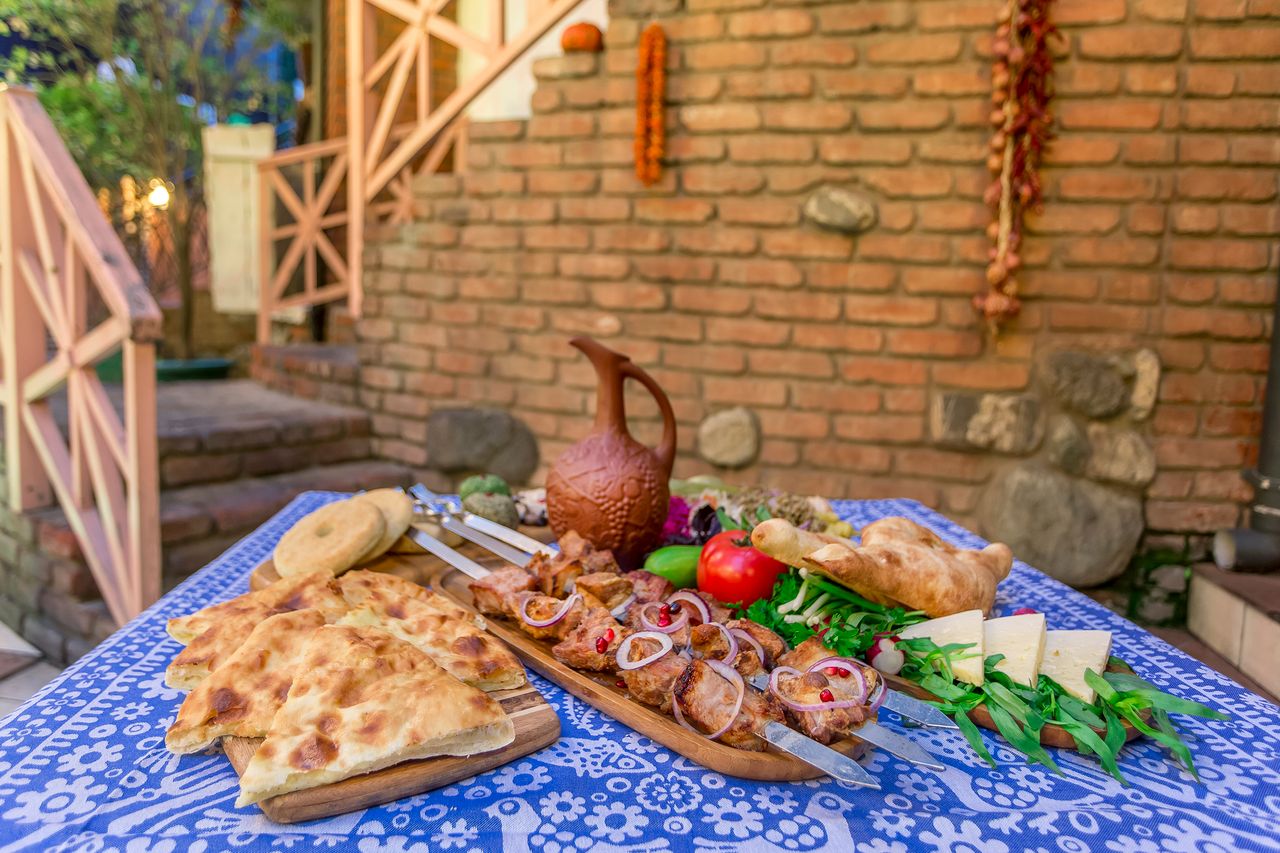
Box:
[0,87,162,625]
[257,0,583,339]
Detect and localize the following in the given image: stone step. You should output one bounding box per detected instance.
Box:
[1187,562,1280,700]
[154,380,375,488]
[16,459,416,663]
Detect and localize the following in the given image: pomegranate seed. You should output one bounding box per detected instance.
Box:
[820,688,835,703]
[1012,607,1039,616]
[659,604,671,618]
[836,667,851,678]
[669,601,681,614]
[825,666,839,676]
[657,613,672,627]
[604,628,615,643]
[615,679,626,688]
[595,636,608,654]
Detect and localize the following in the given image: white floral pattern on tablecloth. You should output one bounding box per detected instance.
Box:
[0,492,1278,853]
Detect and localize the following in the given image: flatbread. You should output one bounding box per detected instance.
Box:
[352,489,414,563]
[167,571,344,645]
[338,594,525,691]
[166,609,326,753]
[166,572,348,690]
[273,499,386,578]
[234,625,514,806]
[336,569,482,628]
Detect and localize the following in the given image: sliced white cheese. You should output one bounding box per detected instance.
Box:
[1039,630,1113,704]
[898,609,985,686]
[984,613,1047,687]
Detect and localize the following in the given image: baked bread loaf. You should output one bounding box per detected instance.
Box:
[338,593,525,691]
[234,625,514,806]
[750,520,898,607]
[166,609,326,753]
[805,517,1012,617]
[166,570,344,645]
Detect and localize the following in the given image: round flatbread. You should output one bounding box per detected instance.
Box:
[274,499,386,578]
[352,489,414,563]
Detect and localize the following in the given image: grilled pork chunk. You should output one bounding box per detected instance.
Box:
[624,603,691,648]
[770,670,870,744]
[689,618,786,675]
[553,608,630,671]
[527,552,584,598]
[618,638,690,714]
[469,567,536,617]
[671,660,786,751]
[573,572,634,610]
[512,593,586,641]
[623,570,674,603]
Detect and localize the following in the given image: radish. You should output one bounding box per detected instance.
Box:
[866,634,904,676]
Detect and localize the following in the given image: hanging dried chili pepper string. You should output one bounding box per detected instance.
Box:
[974,0,1057,335]
[635,24,666,186]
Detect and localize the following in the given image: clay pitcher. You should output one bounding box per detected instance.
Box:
[546,337,676,568]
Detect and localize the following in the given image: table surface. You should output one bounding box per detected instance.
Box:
[1,493,1278,853]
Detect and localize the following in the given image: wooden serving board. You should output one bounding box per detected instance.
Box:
[222,682,560,824]
[427,565,871,781]
[883,666,1145,749]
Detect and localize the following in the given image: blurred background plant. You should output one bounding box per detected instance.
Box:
[0,0,299,359]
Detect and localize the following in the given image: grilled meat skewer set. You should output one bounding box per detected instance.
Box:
[407,488,948,784]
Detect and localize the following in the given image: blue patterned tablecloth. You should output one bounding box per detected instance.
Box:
[1,492,1278,853]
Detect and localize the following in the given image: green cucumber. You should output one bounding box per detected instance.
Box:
[643,545,702,589]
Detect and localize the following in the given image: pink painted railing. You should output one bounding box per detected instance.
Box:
[257,0,583,340]
[0,87,163,625]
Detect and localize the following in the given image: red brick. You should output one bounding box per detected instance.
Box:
[634,255,718,283]
[724,70,815,100]
[1058,172,1158,201]
[800,442,893,473]
[705,376,789,405]
[681,165,766,195]
[756,409,831,439]
[1177,169,1277,201]
[591,283,666,310]
[676,228,759,255]
[761,102,853,131]
[680,104,762,132]
[1186,65,1237,96]
[719,258,804,287]
[932,361,1032,391]
[1057,101,1164,130]
[817,4,912,33]
[833,414,925,443]
[1050,304,1150,331]
[1055,0,1127,23]
[1190,27,1280,57]
[1056,64,1125,96]
[1079,26,1185,59]
[1145,501,1241,532]
[756,291,843,320]
[1161,373,1258,404]
[1182,100,1280,129]
[718,199,801,226]
[558,198,631,222]
[558,255,630,280]
[729,9,815,37]
[1203,406,1264,436]
[595,225,671,253]
[1063,237,1161,266]
[729,135,816,164]
[1044,137,1122,165]
[865,34,963,65]
[860,168,955,199]
[844,295,938,326]
[819,69,911,98]
[1156,436,1253,467]
[761,230,852,260]
[858,102,951,130]
[819,137,913,165]
[706,317,790,345]
[791,382,881,412]
[858,233,950,262]
[671,285,751,314]
[840,357,927,384]
[747,349,835,378]
[684,42,768,70]
[886,329,982,357]
[772,39,858,67]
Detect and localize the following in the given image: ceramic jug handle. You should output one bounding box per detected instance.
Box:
[619,361,677,476]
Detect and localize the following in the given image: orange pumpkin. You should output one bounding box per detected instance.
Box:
[561,22,603,53]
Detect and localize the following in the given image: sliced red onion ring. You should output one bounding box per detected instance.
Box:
[615,631,674,670]
[638,602,690,634]
[705,622,739,663]
[730,628,765,666]
[674,661,746,741]
[768,665,866,712]
[667,590,711,623]
[804,656,869,705]
[520,593,580,628]
[610,593,637,619]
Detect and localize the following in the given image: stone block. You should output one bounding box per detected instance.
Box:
[1084,424,1157,487]
[161,453,242,487]
[803,185,878,234]
[980,463,1142,587]
[697,407,761,469]
[1046,415,1090,475]
[0,508,37,545]
[0,595,27,633]
[425,408,540,485]
[200,420,281,453]
[1044,350,1128,418]
[932,392,1042,455]
[65,635,102,663]
[39,588,99,635]
[161,501,216,544]
[1128,348,1161,420]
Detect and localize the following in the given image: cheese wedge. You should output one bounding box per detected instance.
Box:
[984,613,1047,687]
[1040,630,1112,704]
[897,609,985,686]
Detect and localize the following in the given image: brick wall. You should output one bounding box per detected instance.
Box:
[355,0,1278,552]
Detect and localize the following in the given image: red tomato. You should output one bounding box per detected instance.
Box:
[696,531,787,606]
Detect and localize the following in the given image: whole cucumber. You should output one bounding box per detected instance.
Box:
[643,545,702,589]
